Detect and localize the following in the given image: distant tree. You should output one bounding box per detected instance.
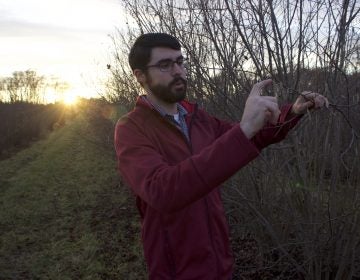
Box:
[23,70,44,103]
[0,70,44,103]
[0,71,69,104]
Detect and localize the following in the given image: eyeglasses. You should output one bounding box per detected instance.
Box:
[145,57,187,72]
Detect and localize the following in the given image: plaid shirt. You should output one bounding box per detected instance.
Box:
[141,95,190,142]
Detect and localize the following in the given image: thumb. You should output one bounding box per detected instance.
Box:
[304,100,315,110]
[249,79,273,97]
[266,109,280,125]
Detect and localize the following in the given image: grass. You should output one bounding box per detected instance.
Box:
[0,107,146,279]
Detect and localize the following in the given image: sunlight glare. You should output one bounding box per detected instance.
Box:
[63,91,79,105]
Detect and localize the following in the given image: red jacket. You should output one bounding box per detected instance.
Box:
[114,97,300,279]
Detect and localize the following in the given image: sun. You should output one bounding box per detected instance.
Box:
[62,91,79,105]
[43,85,96,105]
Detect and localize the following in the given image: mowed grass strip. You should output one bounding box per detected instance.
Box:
[0,111,146,279]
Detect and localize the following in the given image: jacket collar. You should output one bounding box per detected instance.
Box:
[136,95,196,114]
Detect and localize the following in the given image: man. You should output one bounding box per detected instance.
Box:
[114,33,328,279]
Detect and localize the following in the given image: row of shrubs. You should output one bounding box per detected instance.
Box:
[0,102,68,159]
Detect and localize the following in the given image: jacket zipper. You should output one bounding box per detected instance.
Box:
[186,104,221,277]
[152,104,198,278]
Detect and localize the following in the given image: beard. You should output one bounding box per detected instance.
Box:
[148,76,187,103]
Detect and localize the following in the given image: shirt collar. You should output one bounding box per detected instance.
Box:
[141,95,188,117]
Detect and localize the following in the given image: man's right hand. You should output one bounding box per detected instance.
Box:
[240,79,280,139]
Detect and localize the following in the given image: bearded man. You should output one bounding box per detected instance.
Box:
[114,33,328,280]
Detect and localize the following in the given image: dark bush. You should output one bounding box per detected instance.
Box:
[0,102,66,159]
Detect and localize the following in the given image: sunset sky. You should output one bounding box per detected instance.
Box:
[0,0,126,102]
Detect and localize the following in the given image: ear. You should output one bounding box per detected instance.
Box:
[133,69,146,85]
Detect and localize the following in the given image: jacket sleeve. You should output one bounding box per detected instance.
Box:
[205,104,301,150]
[115,116,259,213]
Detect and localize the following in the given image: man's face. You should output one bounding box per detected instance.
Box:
[143,47,187,103]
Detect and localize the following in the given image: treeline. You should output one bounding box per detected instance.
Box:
[0,102,68,159]
[0,70,69,104]
[105,0,360,278]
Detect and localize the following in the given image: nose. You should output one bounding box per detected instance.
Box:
[171,62,185,75]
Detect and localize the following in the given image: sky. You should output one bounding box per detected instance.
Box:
[0,0,126,102]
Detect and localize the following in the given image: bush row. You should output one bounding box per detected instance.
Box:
[0,102,67,159]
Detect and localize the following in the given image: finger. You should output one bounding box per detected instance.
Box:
[324,97,329,108]
[314,97,323,108]
[301,91,314,96]
[266,110,280,124]
[264,110,272,123]
[269,111,280,124]
[301,91,317,100]
[265,102,280,124]
[261,96,278,103]
[316,96,329,108]
[303,100,315,110]
[262,96,279,111]
[250,79,273,97]
[308,94,327,109]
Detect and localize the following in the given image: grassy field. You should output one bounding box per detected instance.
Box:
[0,106,146,279]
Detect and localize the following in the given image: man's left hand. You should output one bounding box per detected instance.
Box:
[291,91,329,115]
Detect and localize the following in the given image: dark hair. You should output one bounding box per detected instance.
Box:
[128,33,181,71]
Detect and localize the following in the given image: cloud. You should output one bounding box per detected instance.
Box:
[0,0,123,33]
[0,0,124,97]
[1,18,64,38]
[0,17,108,41]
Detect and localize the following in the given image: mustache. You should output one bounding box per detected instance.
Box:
[169,77,187,87]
